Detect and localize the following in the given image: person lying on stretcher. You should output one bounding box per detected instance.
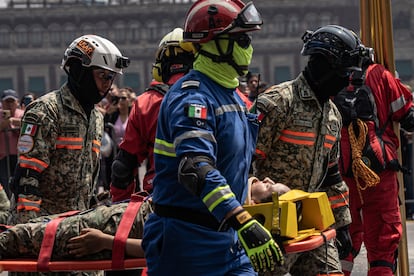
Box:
[0,178,289,260]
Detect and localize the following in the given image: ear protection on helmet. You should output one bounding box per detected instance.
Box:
[152,62,163,82]
[151,28,195,83]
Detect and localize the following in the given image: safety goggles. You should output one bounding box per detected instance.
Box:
[220,2,263,34]
[94,69,117,81]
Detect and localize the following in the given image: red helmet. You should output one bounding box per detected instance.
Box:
[183,0,262,43]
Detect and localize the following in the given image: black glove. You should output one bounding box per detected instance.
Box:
[335,225,353,259]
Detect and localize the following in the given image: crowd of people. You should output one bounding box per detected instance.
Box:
[0,0,414,275]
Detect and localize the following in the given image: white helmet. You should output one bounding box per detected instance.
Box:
[61,34,130,74]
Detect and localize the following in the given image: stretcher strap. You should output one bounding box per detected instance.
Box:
[111,194,144,270]
[37,210,81,272]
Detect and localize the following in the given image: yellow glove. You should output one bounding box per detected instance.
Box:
[228,209,284,272]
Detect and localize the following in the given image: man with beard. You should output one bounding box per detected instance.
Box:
[9,34,129,227]
[252,25,369,275]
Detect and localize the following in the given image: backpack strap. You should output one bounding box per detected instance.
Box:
[37,210,81,272]
[145,83,169,96]
[111,194,144,270]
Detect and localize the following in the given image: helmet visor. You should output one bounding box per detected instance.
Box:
[220,2,263,34]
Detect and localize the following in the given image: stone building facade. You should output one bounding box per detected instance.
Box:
[0,0,412,97]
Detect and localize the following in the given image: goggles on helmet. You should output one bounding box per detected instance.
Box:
[219,2,263,35]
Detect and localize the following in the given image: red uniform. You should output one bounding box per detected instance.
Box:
[339,63,414,276]
[111,75,184,201]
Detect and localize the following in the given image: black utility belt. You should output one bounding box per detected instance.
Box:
[154,204,229,231]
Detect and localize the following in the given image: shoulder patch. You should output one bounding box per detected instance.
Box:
[17,134,34,154]
[186,104,207,119]
[21,122,39,136]
[181,80,200,89]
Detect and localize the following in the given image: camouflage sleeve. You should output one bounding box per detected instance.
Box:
[254,85,291,177]
[19,99,58,180]
[323,181,351,229]
[324,109,351,228]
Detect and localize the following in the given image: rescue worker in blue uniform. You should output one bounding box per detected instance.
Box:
[142,1,283,275]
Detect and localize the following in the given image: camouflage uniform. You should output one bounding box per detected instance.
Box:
[0,184,10,224]
[254,73,351,275]
[0,200,152,260]
[10,84,103,225]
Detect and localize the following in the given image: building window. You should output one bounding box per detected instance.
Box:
[114,21,126,42]
[15,25,29,48]
[274,66,291,84]
[49,23,62,47]
[396,60,413,81]
[0,78,13,92]
[28,77,46,95]
[30,25,43,48]
[0,26,10,48]
[122,73,140,93]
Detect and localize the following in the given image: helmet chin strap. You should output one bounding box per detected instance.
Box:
[198,39,247,76]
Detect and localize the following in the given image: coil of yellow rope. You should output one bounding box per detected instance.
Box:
[348,118,380,202]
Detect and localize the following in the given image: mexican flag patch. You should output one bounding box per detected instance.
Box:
[21,123,38,136]
[187,104,207,119]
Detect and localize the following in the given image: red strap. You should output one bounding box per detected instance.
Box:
[111,194,144,270]
[37,210,81,272]
[0,224,12,233]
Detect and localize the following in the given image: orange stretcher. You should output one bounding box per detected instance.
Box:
[0,190,336,272]
[0,258,147,272]
[0,229,336,272]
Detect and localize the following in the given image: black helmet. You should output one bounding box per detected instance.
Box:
[301,25,368,72]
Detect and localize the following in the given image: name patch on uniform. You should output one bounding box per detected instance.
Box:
[21,123,38,136]
[293,119,312,128]
[17,134,34,154]
[187,104,207,119]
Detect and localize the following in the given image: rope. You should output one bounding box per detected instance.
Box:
[348,118,380,203]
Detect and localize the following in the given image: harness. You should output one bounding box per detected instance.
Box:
[145,83,169,96]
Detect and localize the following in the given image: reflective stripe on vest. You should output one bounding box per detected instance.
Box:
[92,139,101,153]
[17,195,42,212]
[154,138,176,157]
[324,134,336,149]
[329,191,349,209]
[279,129,316,146]
[56,137,83,150]
[203,185,235,212]
[19,156,48,173]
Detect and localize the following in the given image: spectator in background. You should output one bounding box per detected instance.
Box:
[246,71,260,102]
[105,87,132,146]
[20,92,36,111]
[101,87,132,190]
[0,89,23,198]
